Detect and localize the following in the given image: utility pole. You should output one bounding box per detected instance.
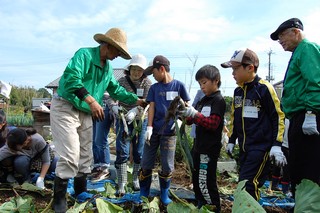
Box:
[266,50,275,82]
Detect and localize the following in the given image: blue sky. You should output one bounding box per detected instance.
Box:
[1,0,320,100]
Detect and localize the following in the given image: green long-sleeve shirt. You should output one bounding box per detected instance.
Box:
[282,39,320,119]
[57,46,137,113]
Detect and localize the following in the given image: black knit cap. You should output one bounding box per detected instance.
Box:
[270,18,303,40]
[7,128,27,145]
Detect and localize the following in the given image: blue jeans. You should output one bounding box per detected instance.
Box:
[14,155,57,182]
[92,107,113,168]
[115,118,147,165]
[141,133,177,174]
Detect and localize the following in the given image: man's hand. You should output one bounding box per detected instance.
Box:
[136,99,148,108]
[179,106,198,118]
[36,177,45,189]
[302,112,319,135]
[90,101,104,121]
[269,146,287,167]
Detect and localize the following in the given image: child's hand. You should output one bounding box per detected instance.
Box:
[179,106,198,118]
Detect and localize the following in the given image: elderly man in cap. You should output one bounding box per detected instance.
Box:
[271,18,320,198]
[50,27,146,212]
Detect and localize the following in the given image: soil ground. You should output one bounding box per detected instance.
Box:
[0,162,289,213]
[0,134,289,212]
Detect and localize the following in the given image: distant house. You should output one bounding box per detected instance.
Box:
[45,68,126,95]
[273,80,283,99]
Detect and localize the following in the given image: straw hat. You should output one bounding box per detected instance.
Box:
[94,28,131,60]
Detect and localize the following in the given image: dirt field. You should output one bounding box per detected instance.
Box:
[0,161,289,212]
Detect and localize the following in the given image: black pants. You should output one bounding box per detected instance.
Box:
[192,147,221,210]
[239,149,270,200]
[272,146,290,183]
[288,112,320,197]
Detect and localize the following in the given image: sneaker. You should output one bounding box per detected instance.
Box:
[91,169,110,182]
[91,166,101,174]
[271,186,282,191]
[6,174,17,183]
[88,167,101,179]
[285,191,293,198]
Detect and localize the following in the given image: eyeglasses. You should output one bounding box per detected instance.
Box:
[278,28,293,40]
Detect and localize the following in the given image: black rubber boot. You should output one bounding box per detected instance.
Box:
[53,177,69,213]
[271,176,281,191]
[74,174,87,197]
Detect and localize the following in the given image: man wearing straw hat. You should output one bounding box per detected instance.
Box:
[50,27,146,212]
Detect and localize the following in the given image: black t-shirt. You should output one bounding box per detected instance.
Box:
[194,91,226,154]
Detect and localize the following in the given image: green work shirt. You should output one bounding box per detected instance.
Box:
[282,39,320,119]
[57,46,138,113]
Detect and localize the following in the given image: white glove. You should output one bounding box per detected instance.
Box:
[269,146,287,167]
[226,143,235,154]
[171,119,182,130]
[125,107,141,124]
[145,126,153,143]
[111,105,120,116]
[302,112,319,135]
[180,106,198,118]
[36,176,45,189]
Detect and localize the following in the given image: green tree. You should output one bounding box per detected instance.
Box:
[224,96,233,115]
[37,88,51,98]
[8,85,52,108]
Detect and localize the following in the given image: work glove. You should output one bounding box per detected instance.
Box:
[36,176,45,189]
[269,146,287,167]
[125,107,139,124]
[226,143,235,155]
[171,119,182,130]
[179,106,198,118]
[145,126,153,144]
[111,105,120,117]
[125,106,143,124]
[302,112,319,135]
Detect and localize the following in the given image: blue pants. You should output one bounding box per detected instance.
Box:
[92,107,113,167]
[14,155,57,182]
[115,118,147,165]
[141,133,176,175]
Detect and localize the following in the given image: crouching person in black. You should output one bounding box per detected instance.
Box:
[0,128,58,188]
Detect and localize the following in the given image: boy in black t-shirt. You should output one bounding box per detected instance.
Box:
[180,64,226,213]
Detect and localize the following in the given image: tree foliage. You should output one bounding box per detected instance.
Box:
[7,86,52,109]
[224,96,233,114]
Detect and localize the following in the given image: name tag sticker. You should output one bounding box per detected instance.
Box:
[201,106,211,117]
[137,89,144,97]
[243,106,258,118]
[166,91,178,100]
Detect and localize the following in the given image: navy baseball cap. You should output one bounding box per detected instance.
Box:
[270,18,303,40]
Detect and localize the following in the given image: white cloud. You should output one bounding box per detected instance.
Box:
[1,0,320,97]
